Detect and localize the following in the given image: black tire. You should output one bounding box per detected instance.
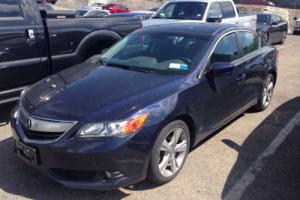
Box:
[252,74,275,112]
[147,120,190,184]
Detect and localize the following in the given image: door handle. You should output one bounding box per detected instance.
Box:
[26,29,36,45]
[236,74,247,81]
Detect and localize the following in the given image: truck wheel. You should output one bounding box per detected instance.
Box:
[252,74,275,112]
[147,120,190,184]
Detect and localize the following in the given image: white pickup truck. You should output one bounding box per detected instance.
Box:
[143,0,256,30]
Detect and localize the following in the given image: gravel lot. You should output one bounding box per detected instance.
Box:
[0,35,299,200]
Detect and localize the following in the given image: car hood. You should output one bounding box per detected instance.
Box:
[23,63,186,121]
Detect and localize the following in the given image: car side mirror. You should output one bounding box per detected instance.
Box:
[210,62,234,76]
[207,14,222,23]
[294,17,298,21]
[271,21,278,26]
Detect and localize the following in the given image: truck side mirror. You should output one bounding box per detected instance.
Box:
[207,14,223,23]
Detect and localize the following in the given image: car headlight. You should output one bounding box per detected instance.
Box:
[77,114,149,138]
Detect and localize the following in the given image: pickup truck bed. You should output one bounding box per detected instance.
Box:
[0,0,141,104]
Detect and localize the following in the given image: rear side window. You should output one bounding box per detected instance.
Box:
[211,33,238,63]
[239,32,259,56]
[220,2,236,18]
[0,0,22,18]
[208,2,222,17]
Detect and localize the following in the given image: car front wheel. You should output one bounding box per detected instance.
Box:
[148,120,190,184]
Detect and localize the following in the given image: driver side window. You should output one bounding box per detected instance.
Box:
[161,4,176,18]
[208,2,222,17]
[211,33,239,64]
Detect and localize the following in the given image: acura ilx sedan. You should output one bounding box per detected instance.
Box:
[11,23,278,189]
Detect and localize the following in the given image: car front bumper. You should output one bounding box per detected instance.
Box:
[10,108,153,190]
[294,27,300,32]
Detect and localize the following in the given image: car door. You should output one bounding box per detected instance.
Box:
[276,16,286,40]
[202,32,243,132]
[269,15,280,43]
[236,31,264,107]
[0,0,46,92]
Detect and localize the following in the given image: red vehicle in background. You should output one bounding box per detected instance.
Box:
[239,0,275,6]
[103,3,130,14]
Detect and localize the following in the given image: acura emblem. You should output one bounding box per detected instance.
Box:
[26,117,32,129]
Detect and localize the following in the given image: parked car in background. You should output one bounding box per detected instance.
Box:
[293,16,300,35]
[11,23,277,190]
[107,11,155,21]
[37,0,53,11]
[103,3,130,14]
[75,7,110,18]
[143,0,257,30]
[0,0,141,104]
[75,4,109,17]
[239,0,275,6]
[256,13,288,44]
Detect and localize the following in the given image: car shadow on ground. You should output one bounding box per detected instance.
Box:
[222,97,300,200]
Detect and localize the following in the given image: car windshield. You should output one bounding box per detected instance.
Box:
[101,31,210,74]
[257,14,271,25]
[152,2,207,20]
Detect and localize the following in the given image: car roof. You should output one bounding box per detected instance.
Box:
[141,23,246,37]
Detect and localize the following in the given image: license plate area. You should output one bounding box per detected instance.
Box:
[16,141,38,166]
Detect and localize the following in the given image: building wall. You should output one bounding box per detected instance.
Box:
[237,4,300,33]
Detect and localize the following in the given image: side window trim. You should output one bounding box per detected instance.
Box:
[199,30,261,79]
[234,30,261,64]
[199,30,239,78]
[211,32,239,63]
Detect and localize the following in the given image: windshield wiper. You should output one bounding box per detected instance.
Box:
[106,62,153,73]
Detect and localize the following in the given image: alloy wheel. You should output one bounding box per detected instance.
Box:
[262,76,274,107]
[158,127,188,177]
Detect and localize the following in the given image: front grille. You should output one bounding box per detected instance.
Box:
[18,105,76,141]
[21,124,64,140]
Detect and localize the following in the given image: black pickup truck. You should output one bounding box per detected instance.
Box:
[0,0,141,104]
